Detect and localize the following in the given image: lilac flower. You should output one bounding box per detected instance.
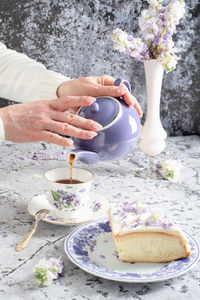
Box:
[19,156,25,160]
[34,257,64,286]
[49,257,64,276]
[112,28,129,53]
[192,270,200,279]
[156,159,183,180]
[112,29,150,61]
[12,149,66,170]
[111,200,175,229]
[74,199,80,207]
[94,182,101,187]
[112,0,185,72]
[93,202,101,212]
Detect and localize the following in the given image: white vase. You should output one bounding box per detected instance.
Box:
[139,59,167,156]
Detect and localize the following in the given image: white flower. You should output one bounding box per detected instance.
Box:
[112,28,128,53]
[44,271,55,286]
[147,0,163,7]
[140,23,159,41]
[165,0,185,26]
[139,9,157,28]
[34,257,64,287]
[156,159,183,180]
[166,39,176,53]
[34,266,55,287]
[139,8,163,42]
[158,52,179,72]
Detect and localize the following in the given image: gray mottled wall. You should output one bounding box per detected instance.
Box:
[0,0,199,136]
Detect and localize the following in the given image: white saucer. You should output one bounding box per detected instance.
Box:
[27,193,109,226]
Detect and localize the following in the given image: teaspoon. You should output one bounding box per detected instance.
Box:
[16,208,49,251]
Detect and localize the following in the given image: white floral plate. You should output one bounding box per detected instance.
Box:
[64,218,199,282]
[27,193,109,226]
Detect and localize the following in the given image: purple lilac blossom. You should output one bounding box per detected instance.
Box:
[93,202,101,212]
[113,200,174,229]
[112,0,185,72]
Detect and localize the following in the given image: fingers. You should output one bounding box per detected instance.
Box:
[66,107,79,114]
[51,111,102,131]
[131,95,143,117]
[95,81,143,117]
[123,89,143,117]
[97,75,143,116]
[97,75,115,86]
[92,75,125,97]
[44,120,98,140]
[122,89,134,106]
[40,131,73,147]
[50,96,96,111]
[92,83,126,98]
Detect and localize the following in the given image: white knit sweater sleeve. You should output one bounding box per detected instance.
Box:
[0,43,70,102]
[0,42,70,142]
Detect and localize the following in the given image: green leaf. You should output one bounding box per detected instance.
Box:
[166,169,175,180]
[158,44,162,54]
[35,268,47,285]
[147,41,152,50]
[51,190,60,201]
[162,26,167,36]
[65,203,74,209]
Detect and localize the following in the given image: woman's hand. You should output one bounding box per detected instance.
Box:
[0,96,102,147]
[57,75,143,117]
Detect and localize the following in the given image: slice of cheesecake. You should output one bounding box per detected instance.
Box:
[109,201,191,263]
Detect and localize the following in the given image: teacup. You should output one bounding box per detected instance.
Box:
[44,167,94,220]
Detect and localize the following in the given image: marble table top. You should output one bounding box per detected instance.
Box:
[0,135,200,300]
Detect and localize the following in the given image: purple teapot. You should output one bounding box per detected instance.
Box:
[70,78,141,164]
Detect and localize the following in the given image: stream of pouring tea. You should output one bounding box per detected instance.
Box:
[69,153,75,184]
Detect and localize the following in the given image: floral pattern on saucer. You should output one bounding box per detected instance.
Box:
[64,218,199,282]
[27,194,108,226]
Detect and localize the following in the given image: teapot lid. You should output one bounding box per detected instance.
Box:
[78,97,119,127]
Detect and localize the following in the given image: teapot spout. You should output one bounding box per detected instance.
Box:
[70,149,100,164]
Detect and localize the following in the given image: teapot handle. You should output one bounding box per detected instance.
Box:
[114,78,131,93]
